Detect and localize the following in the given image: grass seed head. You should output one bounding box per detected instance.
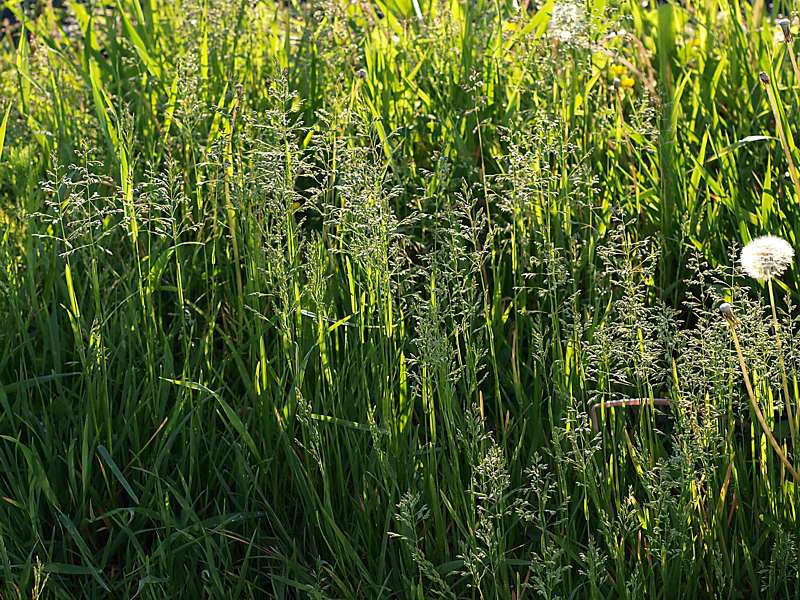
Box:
[740,235,794,281]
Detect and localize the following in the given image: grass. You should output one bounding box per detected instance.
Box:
[2,0,800,597]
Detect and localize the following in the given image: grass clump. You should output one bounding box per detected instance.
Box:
[3,0,800,598]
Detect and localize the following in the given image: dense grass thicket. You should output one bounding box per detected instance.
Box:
[4,0,800,597]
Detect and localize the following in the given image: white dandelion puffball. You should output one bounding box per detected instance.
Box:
[549,1,586,43]
[740,235,794,281]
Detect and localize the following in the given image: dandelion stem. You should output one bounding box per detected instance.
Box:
[779,20,800,85]
[767,278,798,448]
[724,314,800,483]
[788,46,800,88]
[760,72,800,203]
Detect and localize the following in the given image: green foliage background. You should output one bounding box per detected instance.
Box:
[1,0,800,597]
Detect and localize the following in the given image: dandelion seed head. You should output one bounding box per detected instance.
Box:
[549,1,586,43]
[740,235,794,281]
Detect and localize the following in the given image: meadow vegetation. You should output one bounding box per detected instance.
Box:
[2,0,800,597]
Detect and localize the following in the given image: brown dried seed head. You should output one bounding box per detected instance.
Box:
[778,18,792,38]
